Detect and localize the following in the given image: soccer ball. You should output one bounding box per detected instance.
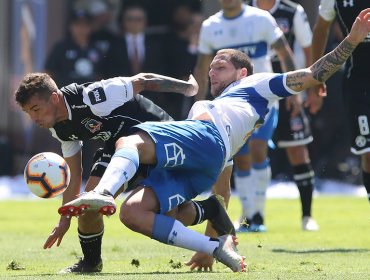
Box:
[24,152,71,198]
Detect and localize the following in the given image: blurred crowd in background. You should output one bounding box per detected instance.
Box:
[0,0,361,187]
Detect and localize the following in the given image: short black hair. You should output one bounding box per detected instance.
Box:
[15,73,58,106]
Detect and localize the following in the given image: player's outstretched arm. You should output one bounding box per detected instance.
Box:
[44,151,82,249]
[286,8,370,93]
[130,73,199,97]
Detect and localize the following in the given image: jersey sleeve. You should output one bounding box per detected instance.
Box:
[245,73,299,101]
[293,5,312,48]
[198,21,214,55]
[82,77,134,117]
[49,128,82,158]
[318,0,336,22]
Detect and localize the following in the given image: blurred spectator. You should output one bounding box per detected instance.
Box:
[44,10,104,87]
[89,0,119,57]
[163,4,203,119]
[113,4,167,107]
[120,0,201,30]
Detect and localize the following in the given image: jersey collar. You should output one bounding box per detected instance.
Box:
[222,4,245,20]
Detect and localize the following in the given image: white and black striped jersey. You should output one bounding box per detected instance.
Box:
[319,0,370,79]
[251,0,312,70]
[50,77,172,157]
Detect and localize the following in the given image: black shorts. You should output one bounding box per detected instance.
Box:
[273,98,313,148]
[344,76,370,155]
[90,142,149,191]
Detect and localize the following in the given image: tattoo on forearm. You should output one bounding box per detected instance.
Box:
[311,39,356,82]
[143,74,190,93]
[286,72,308,91]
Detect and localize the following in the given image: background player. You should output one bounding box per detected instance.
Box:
[311,0,370,202]
[252,0,321,231]
[194,0,297,233]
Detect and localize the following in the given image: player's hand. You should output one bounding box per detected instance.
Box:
[304,86,324,114]
[348,8,370,45]
[184,74,199,97]
[185,252,214,271]
[285,95,302,117]
[43,216,71,249]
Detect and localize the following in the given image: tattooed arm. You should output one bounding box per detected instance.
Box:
[286,8,370,92]
[130,73,199,97]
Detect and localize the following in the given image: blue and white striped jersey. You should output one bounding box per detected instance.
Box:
[189,73,298,161]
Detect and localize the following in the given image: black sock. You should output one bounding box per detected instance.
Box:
[78,229,104,265]
[191,197,219,225]
[361,170,370,202]
[293,164,315,217]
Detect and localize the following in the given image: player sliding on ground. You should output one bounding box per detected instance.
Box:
[59,8,370,273]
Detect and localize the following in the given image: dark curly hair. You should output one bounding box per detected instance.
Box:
[15,73,58,106]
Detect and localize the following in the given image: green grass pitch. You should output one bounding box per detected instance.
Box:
[0,196,369,279]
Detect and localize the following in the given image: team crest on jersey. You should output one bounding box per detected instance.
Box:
[83,118,103,133]
[276,18,290,34]
[88,87,106,104]
[228,27,238,38]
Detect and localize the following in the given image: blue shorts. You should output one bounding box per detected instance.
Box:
[237,106,278,155]
[131,120,226,213]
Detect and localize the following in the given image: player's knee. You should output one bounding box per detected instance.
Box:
[119,203,139,230]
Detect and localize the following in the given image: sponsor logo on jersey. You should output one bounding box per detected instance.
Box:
[102,153,112,158]
[92,131,111,141]
[88,87,106,104]
[71,104,88,109]
[223,42,268,58]
[82,118,103,133]
[112,121,125,139]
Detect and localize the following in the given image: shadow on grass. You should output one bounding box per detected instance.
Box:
[272,248,370,254]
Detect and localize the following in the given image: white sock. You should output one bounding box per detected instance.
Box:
[168,220,219,255]
[252,165,271,218]
[95,148,139,196]
[234,171,255,220]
